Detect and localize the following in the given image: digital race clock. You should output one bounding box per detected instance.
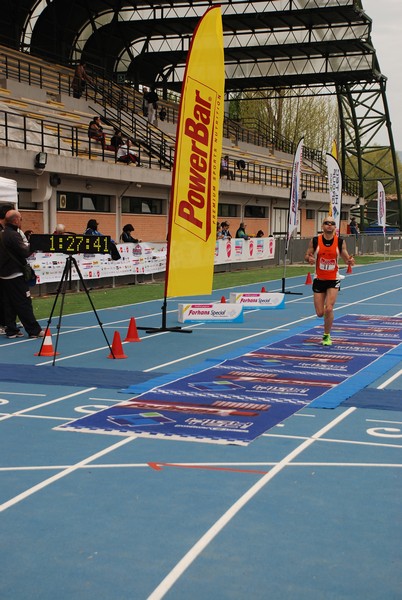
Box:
[29,234,111,255]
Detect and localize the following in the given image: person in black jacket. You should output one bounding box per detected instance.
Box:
[120,223,141,243]
[0,203,15,334]
[110,129,124,152]
[0,210,43,339]
[144,87,159,125]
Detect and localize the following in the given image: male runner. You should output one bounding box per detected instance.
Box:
[305,216,355,346]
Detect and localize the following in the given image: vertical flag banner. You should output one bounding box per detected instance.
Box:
[166,7,225,297]
[377,180,386,235]
[326,152,342,232]
[286,137,304,253]
[331,139,338,160]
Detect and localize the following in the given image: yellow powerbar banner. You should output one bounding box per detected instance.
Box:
[166,6,224,297]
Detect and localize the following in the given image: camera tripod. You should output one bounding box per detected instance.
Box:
[38,254,115,365]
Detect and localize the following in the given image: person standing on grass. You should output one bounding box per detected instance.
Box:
[0,210,43,339]
[304,215,354,346]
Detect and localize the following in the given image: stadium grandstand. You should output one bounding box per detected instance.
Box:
[0,0,400,245]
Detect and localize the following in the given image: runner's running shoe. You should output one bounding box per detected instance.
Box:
[6,331,24,339]
[322,333,332,346]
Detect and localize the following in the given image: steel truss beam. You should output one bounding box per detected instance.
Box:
[337,79,402,226]
[1,0,400,225]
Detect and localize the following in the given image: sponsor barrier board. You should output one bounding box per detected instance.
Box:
[230,292,285,309]
[178,302,243,323]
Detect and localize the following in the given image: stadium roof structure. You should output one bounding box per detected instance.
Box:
[1,0,400,224]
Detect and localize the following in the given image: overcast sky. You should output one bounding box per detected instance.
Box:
[363,0,402,149]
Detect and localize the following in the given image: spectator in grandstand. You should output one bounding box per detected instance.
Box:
[88,117,106,149]
[0,204,15,231]
[221,221,232,239]
[84,219,102,236]
[305,214,354,347]
[120,224,141,243]
[142,87,149,116]
[116,139,141,165]
[0,210,44,339]
[220,155,234,180]
[110,129,124,152]
[84,220,120,260]
[159,106,167,122]
[144,87,159,125]
[256,230,265,238]
[235,222,249,240]
[71,61,91,99]
[349,217,359,237]
[216,223,223,239]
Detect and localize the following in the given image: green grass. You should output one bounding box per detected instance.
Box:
[32,254,401,320]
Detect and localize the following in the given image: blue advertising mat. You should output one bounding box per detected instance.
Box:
[57,315,402,445]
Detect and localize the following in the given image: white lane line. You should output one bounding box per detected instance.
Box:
[0,388,96,423]
[318,437,402,449]
[0,413,70,421]
[366,419,402,424]
[34,324,200,366]
[1,461,401,473]
[0,392,46,397]
[0,436,134,513]
[15,272,402,367]
[146,285,402,371]
[377,368,402,389]
[146,407,356,600]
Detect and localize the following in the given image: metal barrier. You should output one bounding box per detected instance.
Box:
[0,104,336,191]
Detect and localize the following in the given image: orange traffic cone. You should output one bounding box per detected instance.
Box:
[305,272,312,284]
[107,331,127,359]
[346,263,353,274]
[34,328,59,357]
[124,317,141,342]
[261,286,266,293]
[221,296,226,303]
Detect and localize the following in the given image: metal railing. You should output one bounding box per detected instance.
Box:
[0,50,321,158]
[0,49,359,193]
[0,105,343,192]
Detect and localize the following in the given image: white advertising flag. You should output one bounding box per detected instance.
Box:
[326,153,342,233]
[377,181,386,235]
[286,137,304,253]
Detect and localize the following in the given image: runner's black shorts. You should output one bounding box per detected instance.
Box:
[312,278,341,293]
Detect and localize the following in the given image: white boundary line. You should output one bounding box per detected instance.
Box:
[0,387,96,423]
[1,460,402,473]
[146,406,356,600]
[0,436,134,513]
[146,283,402,371]
[377,368,402,389]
